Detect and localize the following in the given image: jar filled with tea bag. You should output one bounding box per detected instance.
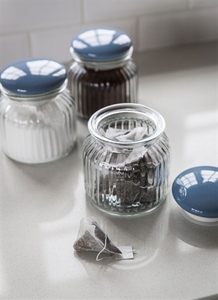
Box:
[83,103,171,216]
[68,27,138,119]
[0,58,76,164]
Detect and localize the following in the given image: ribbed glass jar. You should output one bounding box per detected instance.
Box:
[68,27,138,120]
[0,58,76,164]
[83,103,171,216]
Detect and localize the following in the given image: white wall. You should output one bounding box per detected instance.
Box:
[0,0,218,69]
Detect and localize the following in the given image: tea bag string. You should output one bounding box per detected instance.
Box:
[96,234,108,262]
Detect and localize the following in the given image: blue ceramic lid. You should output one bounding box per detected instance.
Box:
[0,58,67,96]
[71,27,132,62]
[172,166,218,219]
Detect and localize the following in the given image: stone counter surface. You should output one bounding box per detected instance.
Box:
[0,41,217,300]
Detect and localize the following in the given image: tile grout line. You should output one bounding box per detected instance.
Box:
[27,31,33,57]
[81,0,85,24]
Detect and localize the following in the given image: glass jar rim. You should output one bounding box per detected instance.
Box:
[88,103,166,148]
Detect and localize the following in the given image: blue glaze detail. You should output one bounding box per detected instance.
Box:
[71,27,132,61]
[0,58,67,96]
[172,166,218,218]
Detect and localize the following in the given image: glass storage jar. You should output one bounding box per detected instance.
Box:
[83,103,171,216]
[0,58,76,164]
[68,27,138,120]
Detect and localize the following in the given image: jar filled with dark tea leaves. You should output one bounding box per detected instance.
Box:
[83,103,171,216]
[68,27,138,119]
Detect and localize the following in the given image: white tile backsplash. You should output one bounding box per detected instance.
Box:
[83,0,189,22]
[190,0,218,9]
[0,0,81,34]
[31,27,80,63]
[138,8,218,50]
[0,0,217,69]
[0,34,30,68]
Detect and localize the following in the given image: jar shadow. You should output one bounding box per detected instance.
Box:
[83,196,169,271]
[1,144,81,222]
[73,250,118,278]
[169,204,218,249]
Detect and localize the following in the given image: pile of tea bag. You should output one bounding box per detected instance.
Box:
[104,127,148,165]
[105,127,147,142]
[73,217,134,261]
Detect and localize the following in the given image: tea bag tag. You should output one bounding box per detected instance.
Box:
[116,246,134,260]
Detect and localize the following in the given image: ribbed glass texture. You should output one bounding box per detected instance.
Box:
[68,59,137,119]
[0,89,76,164]
[83,104,171,216]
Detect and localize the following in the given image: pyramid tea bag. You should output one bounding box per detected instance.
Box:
[73,217,122,259]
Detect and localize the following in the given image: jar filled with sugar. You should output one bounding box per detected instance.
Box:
[68,27,138,119]
[83,103,171,216]
[0,58,77,164]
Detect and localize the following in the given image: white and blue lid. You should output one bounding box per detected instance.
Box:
[172,166,218,220]
[70,27,133,62]
[0,58,67,96]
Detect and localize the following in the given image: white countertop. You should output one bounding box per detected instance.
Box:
[0,41,218,300]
